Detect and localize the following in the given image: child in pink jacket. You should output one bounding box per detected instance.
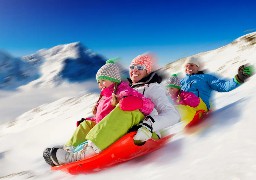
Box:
[166,74,207,125]
[167,74,200,107]
[90,80,154,123]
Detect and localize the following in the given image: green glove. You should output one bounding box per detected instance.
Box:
[235,65,255,84]
[243,65,254,76]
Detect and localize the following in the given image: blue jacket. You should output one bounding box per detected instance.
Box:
[180,72,240,109]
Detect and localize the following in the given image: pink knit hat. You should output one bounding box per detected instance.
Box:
[130,53,155,73]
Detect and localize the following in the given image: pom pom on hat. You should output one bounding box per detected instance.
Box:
[130,53,155,73]
[166,74,181,89]
[96,58,121,83]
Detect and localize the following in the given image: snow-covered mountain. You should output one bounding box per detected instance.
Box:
[0,42,107,90]
[0,51,40,90]
[0,32,256,180]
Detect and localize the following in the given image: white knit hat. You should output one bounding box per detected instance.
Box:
[184,57,201,67]
[96,59,121,83]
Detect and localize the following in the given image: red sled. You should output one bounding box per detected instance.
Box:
[51,131,173,174]
[185,110,211,128]
[184,110,211,134]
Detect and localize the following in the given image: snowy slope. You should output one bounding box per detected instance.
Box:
[0,32,256,180]
[0,70,255,180]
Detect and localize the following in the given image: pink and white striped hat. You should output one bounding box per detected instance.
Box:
[130,53,155,74]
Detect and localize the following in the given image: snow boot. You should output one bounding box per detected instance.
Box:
[50,141,100,165]
[43,148,56,167]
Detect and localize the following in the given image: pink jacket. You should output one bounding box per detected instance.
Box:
[93,82,154,123]
[172,91,200,108]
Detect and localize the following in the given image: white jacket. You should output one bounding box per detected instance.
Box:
[133,82,180,132]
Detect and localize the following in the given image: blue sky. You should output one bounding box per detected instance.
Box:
[0,0,256,66]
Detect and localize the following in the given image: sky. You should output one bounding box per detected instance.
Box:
[0,0,256,66]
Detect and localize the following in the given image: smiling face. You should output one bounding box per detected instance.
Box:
[168,87,180,97]
[97,79,114,90]
[185,63,199,75]
[129,64,148,84]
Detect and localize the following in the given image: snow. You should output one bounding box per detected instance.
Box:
[0,42,106,90]
[0,33,256,179]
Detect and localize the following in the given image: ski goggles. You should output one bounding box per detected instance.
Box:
[129,64,146,71]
